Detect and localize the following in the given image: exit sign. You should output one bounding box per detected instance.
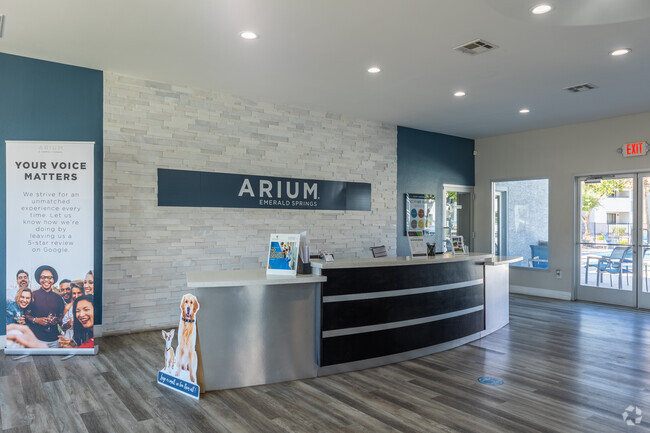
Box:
[621,141,649,158]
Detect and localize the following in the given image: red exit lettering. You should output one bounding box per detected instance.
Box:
[627,142,643,155]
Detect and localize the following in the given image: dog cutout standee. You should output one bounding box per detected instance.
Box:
[156,294,201,400]
[161,329,175,373]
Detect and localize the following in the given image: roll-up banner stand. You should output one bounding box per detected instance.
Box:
[4,141,97,355]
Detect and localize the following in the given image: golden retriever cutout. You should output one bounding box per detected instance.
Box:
[175,294,200,383]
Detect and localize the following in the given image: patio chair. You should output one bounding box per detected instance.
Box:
[589,246,632,288]
[529,244,548,268]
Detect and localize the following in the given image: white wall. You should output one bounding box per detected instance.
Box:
[103,72,397,334]
[475,111,650,298]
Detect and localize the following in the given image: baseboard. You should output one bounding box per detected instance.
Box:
[510,285,572,300]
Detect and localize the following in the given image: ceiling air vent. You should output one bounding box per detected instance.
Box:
[564,83,598,93]
[454,39,498,55]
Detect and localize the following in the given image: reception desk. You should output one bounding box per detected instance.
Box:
[187,254,520,390]
[312,253,520,374]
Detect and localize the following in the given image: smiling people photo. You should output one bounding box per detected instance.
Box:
[83,270,94,295]
[26,265,66,348]
[58,294,94,348]
[6,287,33,325]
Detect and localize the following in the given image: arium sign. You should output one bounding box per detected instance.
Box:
[158,169,371,211]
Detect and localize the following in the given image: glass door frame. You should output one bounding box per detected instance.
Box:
[575,173,644,308]
[442,184,474,253]
[637,172,650,309]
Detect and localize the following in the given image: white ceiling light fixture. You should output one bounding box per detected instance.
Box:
[367,66,381,74]
[531,4,552,15]
[610,48,631,56]
[519,108,531,114]
[454,91,467,97]
[239,31,258,40]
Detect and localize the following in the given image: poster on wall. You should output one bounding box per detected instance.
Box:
[266,233,300,275]
[4,141,97,355]
[405,193,435,235]
[157,294,201,400]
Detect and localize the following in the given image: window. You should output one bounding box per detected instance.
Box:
[493,179,549,268]
[607,213,617,224]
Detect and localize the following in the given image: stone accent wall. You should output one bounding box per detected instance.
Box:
[103,72,397,334]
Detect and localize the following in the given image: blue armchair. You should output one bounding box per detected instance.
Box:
[529,244,548,268]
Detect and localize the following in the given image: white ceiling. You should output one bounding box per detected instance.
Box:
[1,0,650,139]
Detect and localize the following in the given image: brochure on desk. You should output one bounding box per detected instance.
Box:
[451,235,467,255]
[267,234,300,275]
[407,230,428,259]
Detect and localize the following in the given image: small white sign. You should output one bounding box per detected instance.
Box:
[407,230,428,259]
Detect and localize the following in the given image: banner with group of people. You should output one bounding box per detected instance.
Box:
[4,141,96,354]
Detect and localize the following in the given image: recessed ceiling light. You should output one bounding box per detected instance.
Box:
[454,91,467,97]
[610,48,631,56]
[531,4,552,14]
[368,66,381,74]
[240,31,258,40]
[519,108,531,114]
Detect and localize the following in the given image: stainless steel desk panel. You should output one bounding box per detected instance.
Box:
[196,282,319,391]
[483,263,510,336]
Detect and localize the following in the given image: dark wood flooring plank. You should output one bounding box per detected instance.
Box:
[101,371,152,422]
[304,377,426,433]
[54,358,102,415]
[0,374,28,431]
[31,356,60,384]
[143,387,231,433]
[2,426,32,433]
[16,362,46,406]
[264,382,353,431]
[217,389,289,433]
[80,410,114,433]
[79,374,138,433]
[24,402,64,433]
[41,380,89,433]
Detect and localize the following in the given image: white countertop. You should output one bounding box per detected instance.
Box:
[311,252,495,270]
[485,255,524,266]
[187,269,327,288]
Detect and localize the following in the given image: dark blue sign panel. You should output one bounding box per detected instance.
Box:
[158,169,371,211]
[157,371,200,399]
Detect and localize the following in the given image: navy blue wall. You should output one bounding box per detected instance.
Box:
[396,126,475,256]
[0,52,103,331]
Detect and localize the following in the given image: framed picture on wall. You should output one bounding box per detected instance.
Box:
[404,193,435,236]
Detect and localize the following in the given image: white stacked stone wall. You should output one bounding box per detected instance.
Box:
[103,72,397,334]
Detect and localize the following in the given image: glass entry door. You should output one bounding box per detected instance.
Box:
[576,173,650,308]
[638,174,650,309]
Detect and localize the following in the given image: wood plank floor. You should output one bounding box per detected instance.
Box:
[2,294,650,432]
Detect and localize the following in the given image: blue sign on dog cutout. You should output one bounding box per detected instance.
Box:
[158,371,200,399]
